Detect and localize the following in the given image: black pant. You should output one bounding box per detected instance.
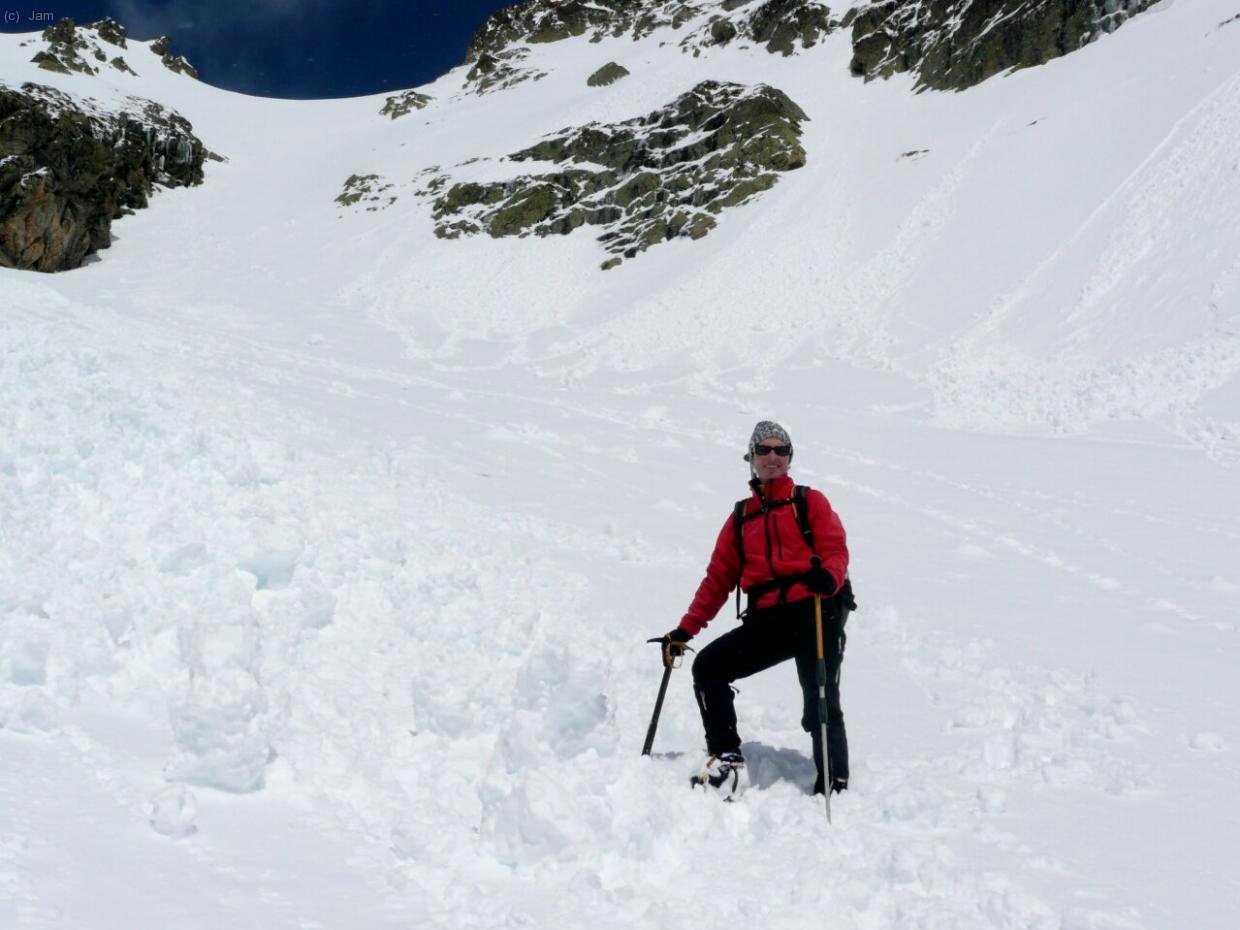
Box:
[691,596,848,784]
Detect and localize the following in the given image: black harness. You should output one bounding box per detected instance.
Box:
[732,481,857,619]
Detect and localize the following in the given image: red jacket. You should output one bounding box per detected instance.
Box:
[679,474,848,636]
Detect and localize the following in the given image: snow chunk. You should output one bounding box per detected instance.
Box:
[163,569,272,792]
[0,615,51,686]
[149,784,198,838]
[0,687,58,734]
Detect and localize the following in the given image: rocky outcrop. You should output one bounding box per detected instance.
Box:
[32,18,110,75]
[465,0,697,59]
[90,16,129,48]
[26,17,198,81]
[380,90,433,119]
[464,49,548,95]
[429,80,808,269]
[335,174,396,211]
[150,35,199,79]
[29,17,144,77]
[466,0,837,61]
[681,0,836,57]
[847,0,1156,91]
[587,62,630,87]
[0,82,206,272]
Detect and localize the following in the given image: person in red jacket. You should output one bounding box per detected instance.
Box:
[657,420,851,797]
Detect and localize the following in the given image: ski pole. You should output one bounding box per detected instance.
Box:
[814,593,832,823]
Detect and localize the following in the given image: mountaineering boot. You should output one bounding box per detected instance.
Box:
[690,751,748,799]
[813,773,848,795]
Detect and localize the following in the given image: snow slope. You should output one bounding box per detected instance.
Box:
[2,3,1239,928]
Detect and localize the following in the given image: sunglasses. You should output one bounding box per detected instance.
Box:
[753,444,791,457]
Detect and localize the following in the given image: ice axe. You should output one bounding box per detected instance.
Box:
[641,636,692,756]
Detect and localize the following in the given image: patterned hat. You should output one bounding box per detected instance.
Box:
[743,420,793,463]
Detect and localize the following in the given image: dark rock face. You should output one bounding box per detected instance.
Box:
[0,83,207,272]
[466,0,837,61]
[847,0,1156,91]
[682,0,836,57]
[587,62,631,87]
[747,0,835,55]
[379,91,432,119]
[430,80,808,269]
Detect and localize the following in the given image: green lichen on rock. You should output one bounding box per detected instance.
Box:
[380,90,433,119]
[0,82,206,272]
[847,0,1157,91]
[587,62,631,87]
[335,174,397,211]
[430,80,808,268]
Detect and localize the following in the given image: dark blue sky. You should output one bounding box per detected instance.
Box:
[1,0,517,98]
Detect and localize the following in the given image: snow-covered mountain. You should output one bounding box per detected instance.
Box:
[2,2,1238,928]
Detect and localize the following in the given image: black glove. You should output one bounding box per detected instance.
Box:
[805,558,837,598]
[653,627,692,669]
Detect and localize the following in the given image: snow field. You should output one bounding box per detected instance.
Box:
[4,279,1239,927]
[3,1,1240,928]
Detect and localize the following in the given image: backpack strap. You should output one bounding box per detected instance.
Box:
[732,499,748,618]
[793,485,815,552]
[795,484,858,614]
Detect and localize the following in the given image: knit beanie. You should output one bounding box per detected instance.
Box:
[743,420,793,463]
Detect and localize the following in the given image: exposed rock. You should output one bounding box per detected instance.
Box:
[464,49,547,95]
[150,35,199,79]
[89,17,129,48]
[847,0,1157,91]
[465,0,702,61]
[465,0,836,61]
[28,17,143,76]
[682,0,836,56]
[380,90,433,119]
[587,62,631,87]
[747,0,835,55]
[0,82,207,272]
[429,80,808,269]
[33,18,99,75]
[111,57,137,75]
[335,174,397,211]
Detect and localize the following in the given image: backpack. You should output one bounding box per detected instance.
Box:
[731,484,857,619]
